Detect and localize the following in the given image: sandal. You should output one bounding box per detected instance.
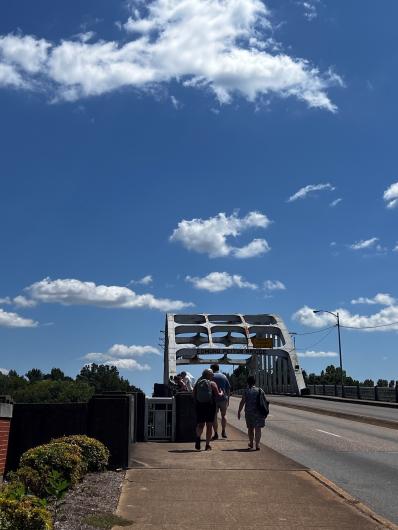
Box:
[255,446,260,451]
[205,444,212,451]
[248,442,253,449]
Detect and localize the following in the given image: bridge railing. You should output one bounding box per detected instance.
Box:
[306,384,398,403]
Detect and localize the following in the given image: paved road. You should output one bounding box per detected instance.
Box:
[227,396,398,524]
[268,395,398,423]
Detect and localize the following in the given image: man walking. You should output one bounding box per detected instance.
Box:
[210,363,230,440]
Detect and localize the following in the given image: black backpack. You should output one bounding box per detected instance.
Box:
[256,388,269,418]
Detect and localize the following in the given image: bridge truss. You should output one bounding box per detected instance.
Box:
[164,313,306,395]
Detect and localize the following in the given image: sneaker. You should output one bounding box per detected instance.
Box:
[195,437,201,451]
[211,432,219,441]
[205,444,212,451]
[221,431,227,439]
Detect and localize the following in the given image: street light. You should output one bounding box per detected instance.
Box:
[289,331,297,348]
[313,310,344,392]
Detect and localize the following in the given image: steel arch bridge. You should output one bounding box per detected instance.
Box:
[163,313,306,395]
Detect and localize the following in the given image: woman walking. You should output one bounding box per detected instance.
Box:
[193,368,224,451]
[238,375,267,450]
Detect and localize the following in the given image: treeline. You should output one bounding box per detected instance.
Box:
[0,364,143,403]
[303,365,397,388]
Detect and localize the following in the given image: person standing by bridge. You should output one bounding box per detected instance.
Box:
[210,363,231,440]
[193,368,224,451]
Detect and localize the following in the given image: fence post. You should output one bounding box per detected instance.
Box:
[374,386,379,401]
[334,384,337,397]
[323,383,326,396]
[357,385,360,400]
[396,383,398,404]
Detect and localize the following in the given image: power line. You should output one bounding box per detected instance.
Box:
[296,327,336,351]
[294,325,336,336]
[341,320,398,330]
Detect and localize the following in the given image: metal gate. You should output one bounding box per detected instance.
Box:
[145,397,175,441]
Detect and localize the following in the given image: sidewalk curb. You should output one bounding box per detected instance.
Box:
[303,394,398,409]
[308,469,398,530]
[268,399,398,431]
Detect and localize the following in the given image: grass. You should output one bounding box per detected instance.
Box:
[83,512,133,529]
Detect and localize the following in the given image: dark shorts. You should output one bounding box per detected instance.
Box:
[196,401,216,423]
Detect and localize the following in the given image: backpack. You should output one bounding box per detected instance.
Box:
[196,379,213,403]
[256,388,269,418]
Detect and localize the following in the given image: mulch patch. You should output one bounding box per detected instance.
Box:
[52,470,132,530]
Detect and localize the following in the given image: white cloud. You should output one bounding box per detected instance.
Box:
[0,297,11,305]
[263,280,286,291]
[351,293,396,306]
[0,295,37,308]
[170,95,181,109]
[287,183,335,202]
[108,344,160,356]
[349,237,378,250]
[129,275,153,286]
[83,343,158,371]
[0,308,38,328]
[170,211,271,258]
[298,1,319,21]
[233,239,270,258]
[0,63,24,87]
[0,368,9,375]
[394,243,398,252]
[186,272,257,292]
[13,295,37,308]
[383,182,398,209]
[26,277,193,311]
[105,359,151,370]
[293,303,398,332]
[0,0,341,111]
[330,198,342,207]
[0,34,50,74]
[298,351,338,358]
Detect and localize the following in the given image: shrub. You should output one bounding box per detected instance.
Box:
[19,442,86,495]
[0,497,53,530]
[54,435,110,471]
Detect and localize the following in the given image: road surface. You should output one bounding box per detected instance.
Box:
[227,396,398,524]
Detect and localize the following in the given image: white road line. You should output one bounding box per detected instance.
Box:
[316,429,342,438]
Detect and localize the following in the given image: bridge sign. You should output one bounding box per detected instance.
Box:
[251,337,273,348]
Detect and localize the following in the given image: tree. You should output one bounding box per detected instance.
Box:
[377,379,388,387]
[361,379,374,387]
[226,365,249,391]
[25,368,44,383]
[12,380,95,403]
[388,380,395,388]
[76,364,141,393]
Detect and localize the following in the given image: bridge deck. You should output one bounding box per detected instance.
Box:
[115,426,386,529]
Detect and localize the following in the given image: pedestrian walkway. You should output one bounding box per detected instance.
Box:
[114,426,393,529]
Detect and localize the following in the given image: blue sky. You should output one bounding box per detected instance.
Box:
[0,0,397,394]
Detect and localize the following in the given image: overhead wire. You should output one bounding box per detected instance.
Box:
[340,320,398,330]
[295,326,336,351]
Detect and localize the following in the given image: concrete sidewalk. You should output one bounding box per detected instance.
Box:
[113,426,395,529]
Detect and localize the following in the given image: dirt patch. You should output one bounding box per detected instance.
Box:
[53,470,131,530]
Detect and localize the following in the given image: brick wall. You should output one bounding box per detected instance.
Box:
[0,399,13,480]
[0,418,11,477]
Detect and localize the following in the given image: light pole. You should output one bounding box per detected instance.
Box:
[313,310,344,392]
[289,332,297,349]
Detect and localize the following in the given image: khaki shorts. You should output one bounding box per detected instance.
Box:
[215,400,228,415]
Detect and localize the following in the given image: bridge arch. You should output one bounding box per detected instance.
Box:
[164,313,306,395]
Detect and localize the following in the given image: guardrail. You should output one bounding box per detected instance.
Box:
[306,384,398,403]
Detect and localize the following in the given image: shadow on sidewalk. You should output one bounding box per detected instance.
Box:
[168,449,200,454]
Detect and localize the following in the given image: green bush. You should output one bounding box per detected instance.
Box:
[0,497,53,530]
[19,442,86,496]
[54,435,110,471]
